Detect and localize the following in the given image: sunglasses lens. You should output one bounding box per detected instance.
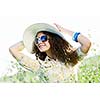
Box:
[35,35,48,44]
[41,36,47,42]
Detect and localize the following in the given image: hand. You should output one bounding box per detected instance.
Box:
[54,23,67,33]
[54,23,73,36]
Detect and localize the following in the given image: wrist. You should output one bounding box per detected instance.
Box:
[72,32,81,42]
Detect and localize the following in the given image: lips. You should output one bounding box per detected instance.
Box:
[38,44,46,48]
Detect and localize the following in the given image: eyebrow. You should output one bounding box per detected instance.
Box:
[36,35,47,38]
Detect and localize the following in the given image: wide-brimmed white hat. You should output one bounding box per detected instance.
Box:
[23,23,65,53]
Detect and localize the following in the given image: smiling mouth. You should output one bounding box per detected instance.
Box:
[38,44,46,48]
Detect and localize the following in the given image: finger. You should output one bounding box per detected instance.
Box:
[54,23,59,28]
[53,23,61,31]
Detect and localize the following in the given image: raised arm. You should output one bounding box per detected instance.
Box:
[9,41,25,60]
[54,23,91,54]
[9,41,40,71]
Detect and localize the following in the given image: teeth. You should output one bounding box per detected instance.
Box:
[39,45,45,47]
[39,44,45,46]
[40,45,45,46]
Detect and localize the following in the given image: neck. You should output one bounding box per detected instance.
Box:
[46,50,54,59]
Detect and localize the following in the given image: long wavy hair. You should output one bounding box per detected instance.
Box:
[33,31,79,66]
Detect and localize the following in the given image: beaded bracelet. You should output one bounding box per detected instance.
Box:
[72,32,80,42]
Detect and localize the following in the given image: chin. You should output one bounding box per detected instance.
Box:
[39,48,49,52]
[39,49,46,52]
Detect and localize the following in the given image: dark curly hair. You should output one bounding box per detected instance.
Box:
[33,31,79,66]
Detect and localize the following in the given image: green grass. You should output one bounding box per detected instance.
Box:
[78,55,100,83]
[0,55,100,83]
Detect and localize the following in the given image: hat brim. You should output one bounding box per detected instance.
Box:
[23,23,66,53]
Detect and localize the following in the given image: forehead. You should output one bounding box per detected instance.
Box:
[36,32,46,37]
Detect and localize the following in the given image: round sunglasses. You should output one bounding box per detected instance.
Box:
[35,35,48,44]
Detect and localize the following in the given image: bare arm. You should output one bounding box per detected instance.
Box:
[9,41,40,71]
[9,41,25,60]
[54,23,91,54]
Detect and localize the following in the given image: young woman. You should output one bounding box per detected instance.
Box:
[9,23,91,82]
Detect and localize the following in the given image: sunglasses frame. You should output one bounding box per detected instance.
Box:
[35,35,48,44]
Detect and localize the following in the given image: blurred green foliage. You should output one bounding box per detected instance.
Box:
[0,55,100,83]
[78,55,100,83]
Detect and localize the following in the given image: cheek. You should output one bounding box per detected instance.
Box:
[36,44,49,51]
[39,42,50,52]
[46,41,51,49]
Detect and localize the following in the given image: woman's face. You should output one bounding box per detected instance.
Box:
[35,32,51,52]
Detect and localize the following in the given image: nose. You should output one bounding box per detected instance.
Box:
[38,40,43,44]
